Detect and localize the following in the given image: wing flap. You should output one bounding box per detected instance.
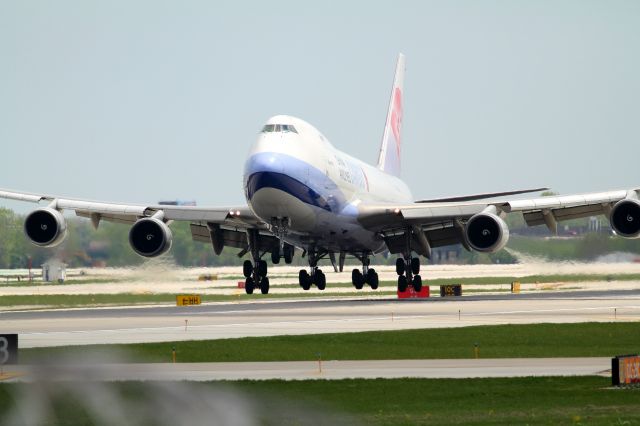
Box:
[190,223,277,253]
[522,204,608,227]
[383,225,462,254]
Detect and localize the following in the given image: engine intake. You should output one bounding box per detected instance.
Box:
[465,211,510,253]
[24,207,67,247]
[610,198,640,238]
[129,217,173,257]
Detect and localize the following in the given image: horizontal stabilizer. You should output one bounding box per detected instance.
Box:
[415,187,550,203]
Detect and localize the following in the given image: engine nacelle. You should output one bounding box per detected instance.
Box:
[610,198,640,238]
[24,207,68,247]
[128,217,173,257]
[465,212,510,253]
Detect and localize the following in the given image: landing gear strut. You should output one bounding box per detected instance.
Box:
[298,248,327,291]
[351,252,378,290]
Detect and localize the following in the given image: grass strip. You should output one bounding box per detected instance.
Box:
[0,291,396,308]
[0,277,128,287]
[19,322,640,363]
[0,376,638,425]
[234,376,640,425]
[4,272,639,288]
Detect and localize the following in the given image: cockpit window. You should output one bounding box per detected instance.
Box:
[261,124,298,134]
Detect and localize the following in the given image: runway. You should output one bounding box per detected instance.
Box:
[0,358,612,382]
[3,290,639,348]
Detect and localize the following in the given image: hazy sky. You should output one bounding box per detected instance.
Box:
[1,1,639,212]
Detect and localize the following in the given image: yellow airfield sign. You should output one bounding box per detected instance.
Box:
[176,295,201,306]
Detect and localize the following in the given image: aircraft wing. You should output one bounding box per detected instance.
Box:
[357,188,638,256]
[0,188,262,226]
[0,188,270,255]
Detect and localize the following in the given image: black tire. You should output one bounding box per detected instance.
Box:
[299,270,311,290]
[245,277,255,294]
[261,277,270,294]
[412,274,422,292]
[271,249,281,265]
[367,269,379,290]
[316,270,326,290]
[243,260,253,278]
[283,245,293,264]
[397,275,408,292]
[257,260,268,277]
[352,269,364,290]
[395,258,405,276]
[411,257,420,275]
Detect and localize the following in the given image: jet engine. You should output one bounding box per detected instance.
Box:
[24,207,68,247]
[610,198,640,238]
[128,217,173,257]
[465,211,510,253]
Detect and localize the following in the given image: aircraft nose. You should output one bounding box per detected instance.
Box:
[245,151,285,176]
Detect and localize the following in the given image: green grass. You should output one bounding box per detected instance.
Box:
[234,376,640,425]
[19,322,640,364]
[0,291,397,309]
[0,293,179,307]
[0,277,126,287]
[0,376,638,425]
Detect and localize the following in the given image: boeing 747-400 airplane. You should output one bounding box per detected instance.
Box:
[2,54,639,294]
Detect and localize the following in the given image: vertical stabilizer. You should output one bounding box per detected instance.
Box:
[376,53,405,177]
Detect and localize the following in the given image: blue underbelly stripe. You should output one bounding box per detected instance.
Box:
[246,172,332,212]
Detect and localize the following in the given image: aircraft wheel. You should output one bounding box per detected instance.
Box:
[243,260,253,278]
[283,245,293,264]
[395,258,405,276]
[271,249,281,265]
[352,269,364,290]
[315,270,326,290]
[245,277,255,294]
[411,257,420,275]
[367,268,379,290]
[257,260,268,277]
[412,275,422,292]
[261,277,270,294]
[299,269,311,290]
[397,275,408,292]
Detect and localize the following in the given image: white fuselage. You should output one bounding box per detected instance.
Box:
[243,115,412,254]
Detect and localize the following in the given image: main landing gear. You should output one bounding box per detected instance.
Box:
[351,253,379,290]
[396,256,422,292]
[243,259,270,295]
[242,229,273,295]
[243,243,294,295]
[298,249,327,291]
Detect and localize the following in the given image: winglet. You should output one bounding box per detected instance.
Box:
[377,54,405,177]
